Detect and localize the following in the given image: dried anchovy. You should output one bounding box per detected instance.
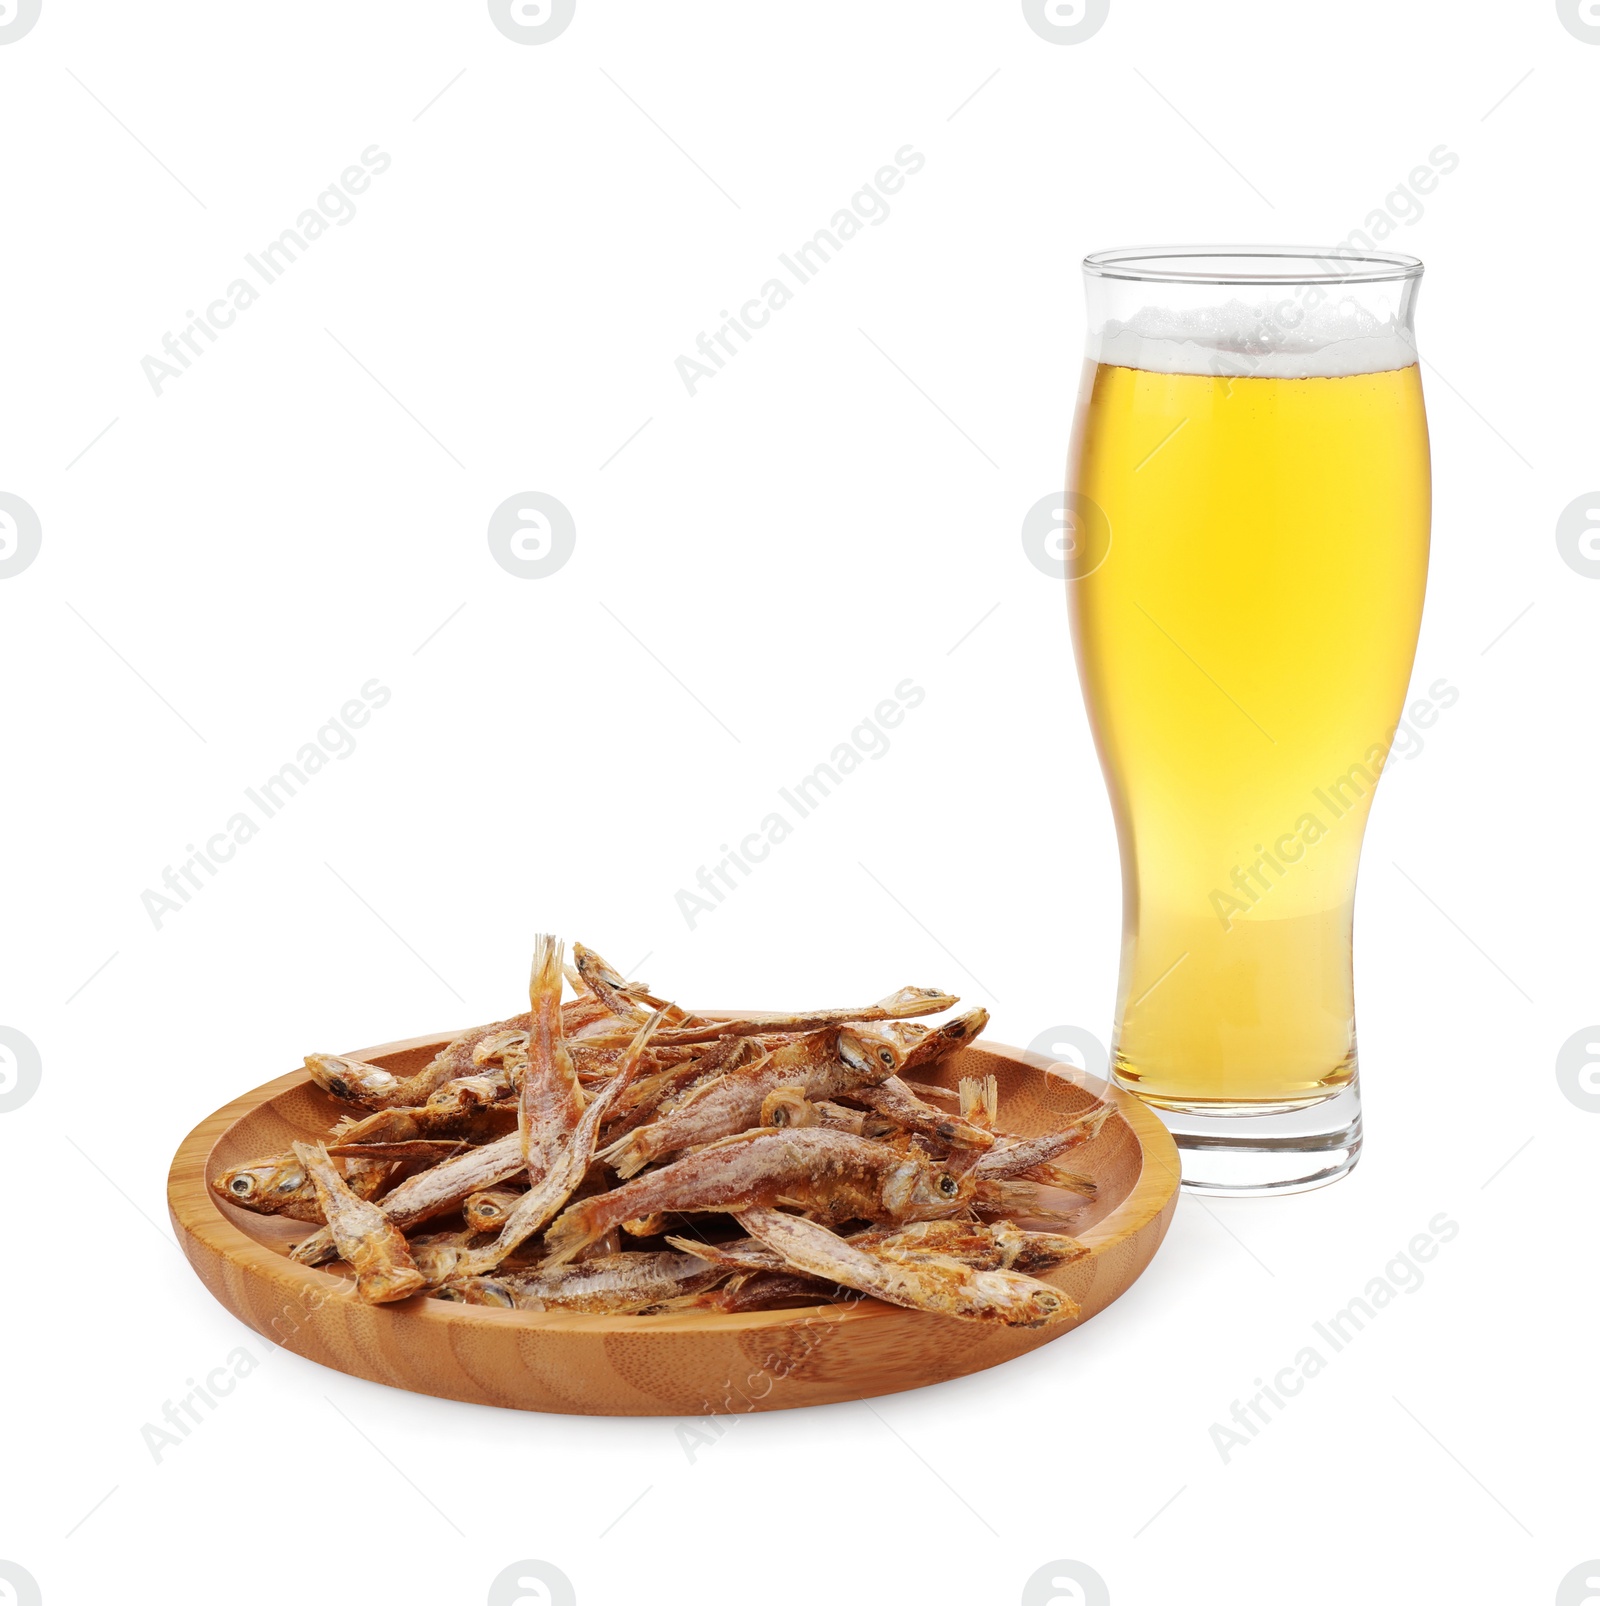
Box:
[261,934,1108,1316]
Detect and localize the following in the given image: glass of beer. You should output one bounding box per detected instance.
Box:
[1067,246,1430,1194]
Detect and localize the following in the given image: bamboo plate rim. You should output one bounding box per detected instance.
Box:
[167,1032,1181,1338]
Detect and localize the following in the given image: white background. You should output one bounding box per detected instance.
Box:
[2,2,1594,1603]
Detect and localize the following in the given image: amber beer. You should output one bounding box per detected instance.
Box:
[1067,248,1430,1192]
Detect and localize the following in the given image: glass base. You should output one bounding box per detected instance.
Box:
[1137,1079,1363,1196]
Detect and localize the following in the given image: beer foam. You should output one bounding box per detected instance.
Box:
[1092,297,1417,379]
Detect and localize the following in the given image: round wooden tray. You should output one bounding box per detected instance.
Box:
[167,1031,1180,1416]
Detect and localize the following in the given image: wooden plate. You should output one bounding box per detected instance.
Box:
[167,1032,1180,1416]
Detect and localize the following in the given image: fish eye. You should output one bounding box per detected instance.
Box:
[229,1176,256,1197]
[938,1174,958,1196]
[878,1048,894,1065]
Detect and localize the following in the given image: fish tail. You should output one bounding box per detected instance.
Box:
[290,1137,332,1174]
[529,933,565,1016]
[1039,1167,1098,1197]
[1080,1101,1113,1139]
[958,1077,986,1124]
[604,1130,653,1180]
[540,1199,605,1267]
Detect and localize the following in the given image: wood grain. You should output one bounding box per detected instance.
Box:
[167,1032,1180,1416]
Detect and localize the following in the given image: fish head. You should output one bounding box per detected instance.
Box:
[940,1007,989,1046]
[986,1218,1027,1265]
[472,1030,528,1067]
[881,1156,974,1220]
[572,942,627,992]
[972,1270,1076,1328]
[304,1053,399,1104]
[836,1023,911,1080]
[874,986,959,1017]
[899,1008,991,1075]
[212,1154,309,1209]
[457,1277,517,1308]
[760,1086,817,1128]
[464,1190,517,1231]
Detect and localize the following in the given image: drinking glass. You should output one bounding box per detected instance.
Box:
[1067,246,1430,1193]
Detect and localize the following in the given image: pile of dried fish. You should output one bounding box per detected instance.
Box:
[215,938,1109,1327]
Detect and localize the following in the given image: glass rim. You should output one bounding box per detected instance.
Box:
[1083,245,1425,287]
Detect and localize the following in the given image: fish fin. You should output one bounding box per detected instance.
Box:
[956,1075,999,1131]
[606,1008,667,1107]
[681,1128,769,1159]
[674,1073,728,1110]
[529,933,565,1015]
[958,1077,984,1123]
[663,1233,711,1259]
[662,1234,723,1263]
[899,1080,961,1102]
[603,1130,652,1180]
[1023,1166,1098,1197]
[540,1200,602,1267]
[1077,1101,1113,1139]
[662,1234,755,1268]
[594,1129,628,1162]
